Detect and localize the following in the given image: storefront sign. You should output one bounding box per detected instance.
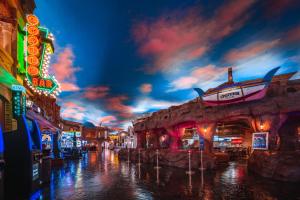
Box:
[199,136,205,151]
[11,84,25,92]
[252,132,269,150]
[32,163,39,181]
[219,88,243,100]
[62,131,81,137]
[12,89,26,118]
[25,14,60,97]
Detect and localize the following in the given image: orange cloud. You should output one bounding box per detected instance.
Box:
[133,0,255,73]
[224,40,280,63]
[106,96,133,118]
[83,86,109,100]
[51,47,80,91]
[139,83,152,94]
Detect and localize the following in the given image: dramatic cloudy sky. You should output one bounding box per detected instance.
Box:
[35,0,300,129]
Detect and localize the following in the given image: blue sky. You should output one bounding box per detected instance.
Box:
[35,0,300,129]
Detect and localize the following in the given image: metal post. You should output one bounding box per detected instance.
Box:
[127,148,130,163]
[186,150,194,175]
[137,148,141,166]
[154,149,161,169]
[199,149,205,171]
[156,166,160,184]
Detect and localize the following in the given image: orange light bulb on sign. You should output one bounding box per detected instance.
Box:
[27,66,39,77]
[27,35,39,46]
[27,46,40,56]
[27,56,39,66]
[26,15,40,26]
[27,25,40,36]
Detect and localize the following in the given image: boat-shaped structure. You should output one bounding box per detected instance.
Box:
[194,67,282,106]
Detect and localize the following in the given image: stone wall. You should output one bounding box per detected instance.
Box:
[119,149,216,170]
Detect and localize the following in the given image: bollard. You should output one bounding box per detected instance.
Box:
[127,148,130,163]
[138,162,141,179]
[156,166,160,184]
[185,150,193,193]
[137,148,142,166]
[199,149,205,171]
[186,150,194,175]
[154,149,161,169]
[199,149,205,187]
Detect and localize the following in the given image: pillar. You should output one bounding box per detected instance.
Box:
[136,131,146,149]
[165,127,181,150]
[278,115,300,151]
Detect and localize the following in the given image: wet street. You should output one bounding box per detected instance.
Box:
[32,151,300,200]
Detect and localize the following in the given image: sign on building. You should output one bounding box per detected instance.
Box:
[252,132,269,150]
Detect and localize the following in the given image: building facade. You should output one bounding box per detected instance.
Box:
[132,70,300,182]
[0,0,35,132]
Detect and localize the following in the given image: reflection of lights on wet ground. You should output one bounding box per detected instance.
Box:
[90,152,97,164]
[34,153,299,199]
[220,162,246,185]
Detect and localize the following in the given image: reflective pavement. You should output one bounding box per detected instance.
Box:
[35,150,299,200]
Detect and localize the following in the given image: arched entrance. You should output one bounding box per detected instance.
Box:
[213,118,253,160]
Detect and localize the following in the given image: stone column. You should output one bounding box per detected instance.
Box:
[166,127,181,150]
[136,131,146,149]
[278,116,300,151]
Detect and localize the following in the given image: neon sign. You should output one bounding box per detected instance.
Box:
[24,14,61,97]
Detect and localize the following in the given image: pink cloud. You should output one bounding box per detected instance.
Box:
[61,109,85,121]
[64,101,85,111]
[60,82,80,92]
[169,64,228,91]
[106,96,133,118]
[139,83,152,94]
[133,0,255,73]
[224,39,280,63]
[51,47,80,91]
[223,24,300,63]
[83,86,109,100]
[61,101,86,121]
[98,115,117,124]
[171,76,198,90]
[283,26,300,44]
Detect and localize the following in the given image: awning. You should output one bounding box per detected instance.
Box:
[26,109,59,132]
[0,66,20,87]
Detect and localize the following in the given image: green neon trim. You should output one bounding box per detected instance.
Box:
[38,27,49,76]
[0,66,20,86]
[17,30,26,74]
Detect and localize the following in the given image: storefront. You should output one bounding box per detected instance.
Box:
[181,127,200,150]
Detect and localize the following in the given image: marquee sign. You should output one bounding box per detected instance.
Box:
[194,67,280,106]
[24,14,60,97]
